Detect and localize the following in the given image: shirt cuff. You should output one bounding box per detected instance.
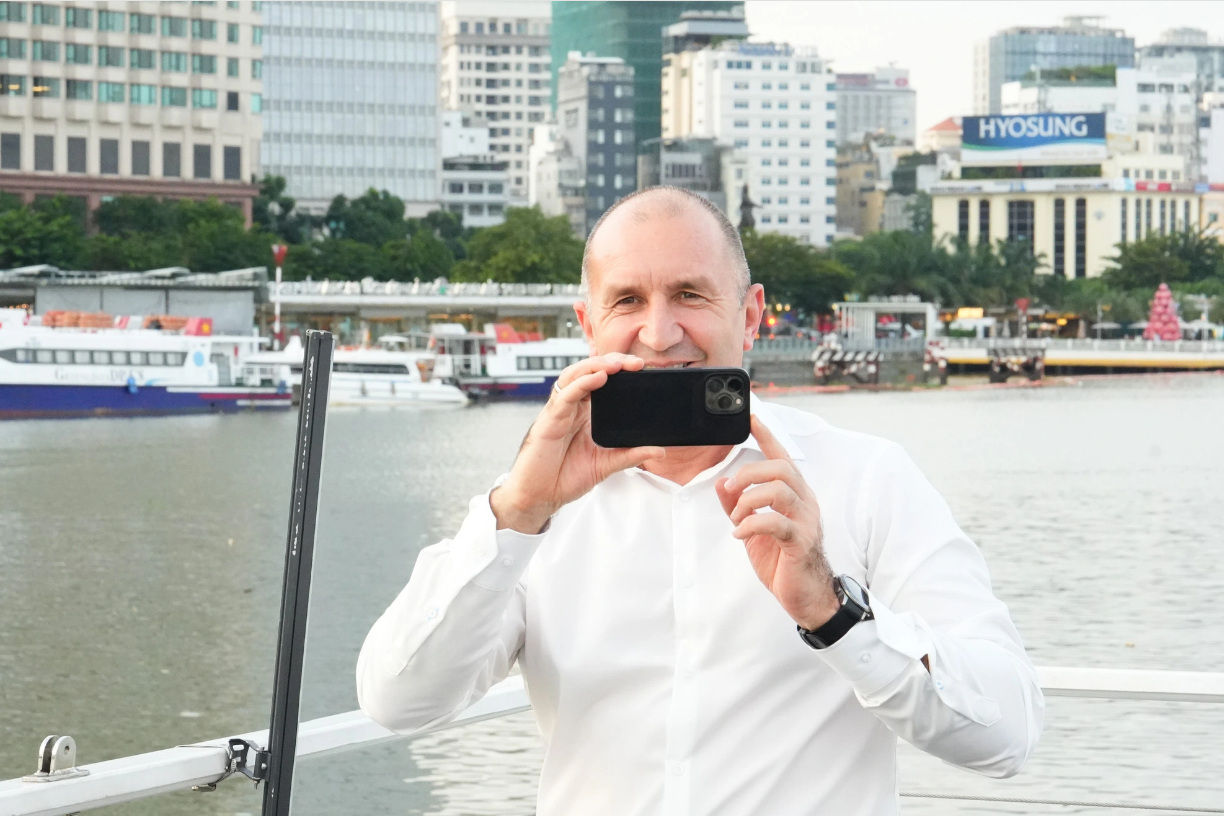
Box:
[449,486,549,592]
[815,590,929,697]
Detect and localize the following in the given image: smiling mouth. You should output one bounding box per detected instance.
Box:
[642,362,696,369]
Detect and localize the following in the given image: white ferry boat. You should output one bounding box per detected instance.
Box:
[429,324,590,398]
[243,336,469,406]
[0,316,292,419]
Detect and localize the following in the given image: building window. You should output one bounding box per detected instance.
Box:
[163,142,182,177]
[131,12,155,33]
[192,54,217,74]
[1184,200,1191,232]
[1074,198,1086,279]
[251,25,263,45]
[192,88,217,108]
[162,15,187,36]
[95,8,123,31]
[130,48,156,70]
[0,38,25,59]
[447,182,463,194]
[130,83,156,104]
[193,144,211,179]
[67,136,86,173]
[0,2,27,22]
[227,57,239,77]
[162,86,187,106]
[1120,198,1127,245]
[132,140,150,176]
[0,74,24,95]
[32,77,59,98]
[31,3,58,25]
[65,44,92,65]
[1006,200,1034,246]
[192,19,217,39]
[250,92,261,113]
[1053,198,1065,277]
[32,40,58,61]
[223,145,240,180]
[468,203,484,215]
[64,6,90,27]
[0,133,18,170]
[977,200,990,243]
[34,134,53,171]
[99,139,119,174]
[226,91,238,111]
[227,22,239,43]
[162,52,188,72]
[957,199,969,242]
[65,80,92,100]
[98,46,124,67]
[251,59,262,79]
[1159,199,1166,236]
[99,82,124,103]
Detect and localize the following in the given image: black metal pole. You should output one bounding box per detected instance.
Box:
[262,329,334,816]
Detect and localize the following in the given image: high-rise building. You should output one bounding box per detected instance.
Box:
[438,1,550,204]
[440,109,508,227]
[556,53,634,234]
[973,17,1134,115]
[0,0,263,222]
[1139,29,1224,97]
[550,1,740,150]
[261,1,440,216]
[662,40,837,246]
[834,67,916,146]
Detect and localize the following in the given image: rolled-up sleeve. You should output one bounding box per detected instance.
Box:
[356,487,546,734]
[817,443,1044,778]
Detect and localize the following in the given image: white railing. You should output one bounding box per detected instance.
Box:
[277,279,584,298]
[1,667,1221,816]
[940,336,1224,354]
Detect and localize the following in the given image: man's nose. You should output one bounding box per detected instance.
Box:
[637,300,684,352]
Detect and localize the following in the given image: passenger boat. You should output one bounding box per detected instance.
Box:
[0,313,292,419]
[429,323,590,398]
[243,336,469,406]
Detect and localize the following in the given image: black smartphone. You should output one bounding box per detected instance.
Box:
[590,367,751,448]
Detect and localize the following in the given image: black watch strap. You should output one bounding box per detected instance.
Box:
[797,576,872,650]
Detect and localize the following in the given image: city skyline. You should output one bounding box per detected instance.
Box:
[746,0,1223,135]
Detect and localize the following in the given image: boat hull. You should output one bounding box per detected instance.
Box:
[459,375,558,399]
[0,383,293,419]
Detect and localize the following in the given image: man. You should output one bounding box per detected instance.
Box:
[357,187,1043,815]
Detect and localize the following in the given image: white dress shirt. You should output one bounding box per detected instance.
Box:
[357,397,1044,816]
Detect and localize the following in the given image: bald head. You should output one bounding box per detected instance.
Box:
[581,186,751,304]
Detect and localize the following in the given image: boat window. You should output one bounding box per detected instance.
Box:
[93,351,111,365]
[112,351,128,365]
[55,350,71,364]
[517,357,528,371]
[148,352,165,366]
[166,352,184,366]
[527,357,543,370]
[37,349,53,363]
[130,351,147,365]
[15,348,29,363]
[74,350,91,364]
[333,362,411,375]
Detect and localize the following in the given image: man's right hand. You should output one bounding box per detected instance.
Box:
[490,353,665,534]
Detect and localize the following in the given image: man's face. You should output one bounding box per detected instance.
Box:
[574,205,765,369]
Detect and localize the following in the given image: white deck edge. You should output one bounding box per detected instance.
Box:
[3,668,1222,816]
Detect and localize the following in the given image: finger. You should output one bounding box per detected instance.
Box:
[730,482,799,524]
[725,460,804,495]
[750,415,794,463]
[601,445,665,475]
[732,511,800,544]
[715,477,740,517]
[550,370,609,411]
[554,353,640,391]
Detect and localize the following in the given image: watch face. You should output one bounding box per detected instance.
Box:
[840,575,869,610]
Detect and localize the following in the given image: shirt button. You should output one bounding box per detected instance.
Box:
[673,764,685,776]
[678,492,691,502]
[427,607,438,620]
[501,556,514,567]
[859,653,872,664]
[936,680,944,690]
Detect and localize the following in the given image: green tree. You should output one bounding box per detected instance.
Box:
[1104,229,1224,290]
[414,209,471,260]
[835,229,956,303]
[283,238,389,281]
[323,189,408,246]
[741,229,852,314]
[93,195,174,236]
[383,228,455,281]
[253,175,314,244]
[450,207,583,284]
[0,197,86,269]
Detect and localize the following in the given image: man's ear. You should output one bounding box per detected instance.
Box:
[743,284,766,351]
[573,300,596,347]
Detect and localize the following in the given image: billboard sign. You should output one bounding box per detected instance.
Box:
[961,113,1107,166]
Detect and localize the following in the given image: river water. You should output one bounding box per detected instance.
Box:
[2,374,1223,816]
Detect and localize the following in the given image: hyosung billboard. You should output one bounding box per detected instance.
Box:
[961,113,1107,166]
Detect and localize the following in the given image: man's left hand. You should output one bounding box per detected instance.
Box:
[715,416,841,632]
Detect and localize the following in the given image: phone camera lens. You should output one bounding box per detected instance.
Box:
[706,377,724,393]
[717,394,733,410]
[726,377,743,392]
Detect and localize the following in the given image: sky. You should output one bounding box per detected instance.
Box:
[745,0,1221,134]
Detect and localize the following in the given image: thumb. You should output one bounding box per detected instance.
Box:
[601,445,665,477]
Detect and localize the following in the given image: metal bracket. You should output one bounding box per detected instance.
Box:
[23,735,90,783]
[191,739,269,792]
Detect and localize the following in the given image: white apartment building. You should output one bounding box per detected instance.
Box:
[834,66,916,146]
[440,108,507,226]
[439,0,549,204]
[662,40,837,246]
[0,0,263,221]
[261,1,440,216]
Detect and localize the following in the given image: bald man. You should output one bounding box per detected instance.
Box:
[358,187,1043,816]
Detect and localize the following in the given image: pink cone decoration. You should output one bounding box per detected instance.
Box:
[1143,283,1180,341]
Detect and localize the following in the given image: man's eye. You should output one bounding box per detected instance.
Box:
[679,291,702,300]
[615,296,638,306]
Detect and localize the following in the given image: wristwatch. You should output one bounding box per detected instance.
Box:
[797,575,873,650]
